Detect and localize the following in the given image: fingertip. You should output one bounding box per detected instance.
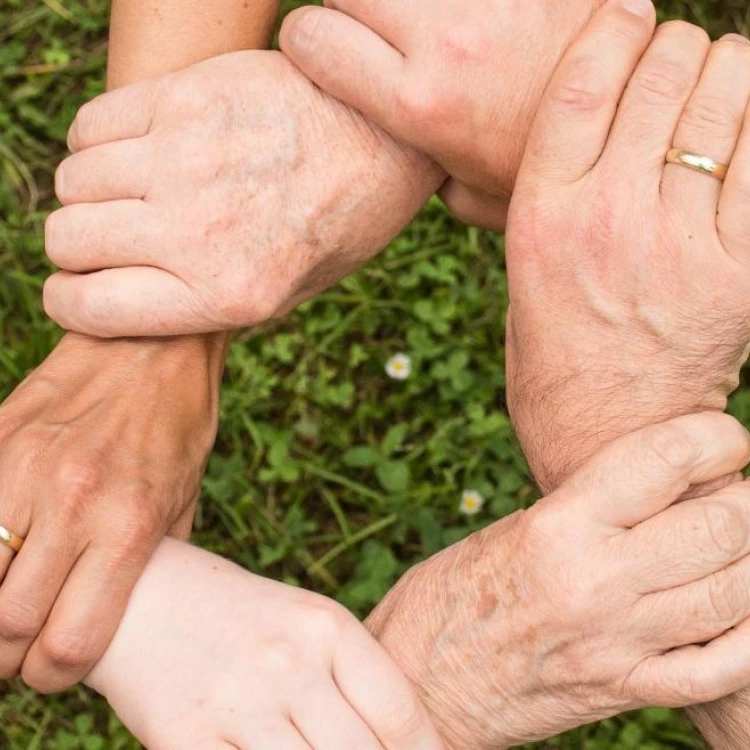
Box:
[612,0,655,22]
[279,6,327,58]
[42,272,73,330]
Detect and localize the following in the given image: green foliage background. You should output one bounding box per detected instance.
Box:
[0,0,748,747]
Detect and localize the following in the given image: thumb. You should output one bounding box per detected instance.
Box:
[559,412,750,529]
[281,7,407,139]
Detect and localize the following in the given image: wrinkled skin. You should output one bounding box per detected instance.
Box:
[505,20,750,492]
[0,333,222,693]
[367,413,750,750]
[43,51,442,336]
[499,6,750,746]
[281,0,603,229]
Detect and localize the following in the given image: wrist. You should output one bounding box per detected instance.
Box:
[51,332,228,386]
[507,337,730,492]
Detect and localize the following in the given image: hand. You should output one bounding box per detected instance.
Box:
[41,50,443,338]
[502,4,750,491]
[0,333,223,693]
[279,0,603,230]
[367,413,750,749]
[86,537,443,750]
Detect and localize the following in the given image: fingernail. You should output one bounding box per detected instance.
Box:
[721,33,750,46]
[612,0,654,18]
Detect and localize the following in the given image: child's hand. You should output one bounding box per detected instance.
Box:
[85,538,442,750]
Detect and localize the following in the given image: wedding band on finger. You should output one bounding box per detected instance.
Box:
[665,149,729,182]
[0,525,24,554]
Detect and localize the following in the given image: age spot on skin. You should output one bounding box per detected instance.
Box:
[476,575,498,620]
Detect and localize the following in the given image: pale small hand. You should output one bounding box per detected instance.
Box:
[503,3,750,491]
[0,333,222,693]
[87,537,444,750]
[368,413,750,749]
[42,51,443,337]
[280,0,603,230]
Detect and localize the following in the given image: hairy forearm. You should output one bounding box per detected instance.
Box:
[688,697,750,750]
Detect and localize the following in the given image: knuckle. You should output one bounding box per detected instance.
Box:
[0,599,43,642]
[379,692,425,741]
[395,80,453,126]
[551,57,611,113]
[681,95,740,140]
[643,422,698,472]
[54,461,102,521]
[705,567,749,627]
[113,504,162,555]
[219,275,280,328]
[259,637,300,675]
[164,74,209,117]
[305,599,351,640]
[632,56,697,103]
[38,627,98,672]
[438,24,490,65]
[698,500,749,563]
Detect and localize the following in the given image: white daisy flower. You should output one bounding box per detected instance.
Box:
[385,353,412,381]
[459,489,485,516]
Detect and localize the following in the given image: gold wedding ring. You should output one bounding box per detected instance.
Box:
[0,525,24,554]
[665,149,729,182]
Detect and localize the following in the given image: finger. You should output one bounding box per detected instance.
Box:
[604,21,710,179]
[438,180,509,232]
[67,81,158,153]
[662,34,750,212]
[717,40,750,257]
[561,412,750,528]
[333,624,443,750]
[234,722,311,750]
[43,268,205,338]
[281,6,406,138]
[291,680,384,749]
[520,0,656,186]
[626,481,750,591]
[0,522,80,679]
[45,201,160,273]
[641,544,750,650]
[323,0,410,49]
[634,616,750,707]
[22,539,154,693]
[55,138,153,205]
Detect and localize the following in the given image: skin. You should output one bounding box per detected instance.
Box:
[44,52,442,337]
[348,3,750,747]
[504,18,750,493]
[40,0,607,335]
[1,0,280,695]
[84,538,443,750]
[82,412,750,749]
[36,3,750,748]
[279,0,603,230]
[497,4,750,747]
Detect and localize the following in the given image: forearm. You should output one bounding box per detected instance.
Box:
[107,0,279,87]
[688,697,750,750]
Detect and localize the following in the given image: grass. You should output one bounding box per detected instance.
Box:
[0,0,749,747]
